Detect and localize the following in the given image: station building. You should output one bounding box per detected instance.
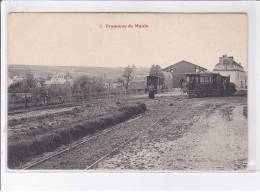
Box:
[213,55,247,90]
[162,60,207,88]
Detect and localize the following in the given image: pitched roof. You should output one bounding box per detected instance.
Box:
[214,60,245,72]
[232,61,243,68]
[162,60,207,72]
[183,71,220,75]
[215,61,243,68]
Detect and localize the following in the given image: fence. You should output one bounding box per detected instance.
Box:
[8,90,147,112]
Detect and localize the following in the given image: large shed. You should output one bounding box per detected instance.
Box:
[128,81,146,93]
[162,60,207,88]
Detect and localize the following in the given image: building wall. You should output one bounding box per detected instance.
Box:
[170,63,196,88]
[213,55,246,90]
[214,70,246,89]
[163,72,173,90]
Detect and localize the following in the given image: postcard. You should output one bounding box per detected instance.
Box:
[6,13,248,171]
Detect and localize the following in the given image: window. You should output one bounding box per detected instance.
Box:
[200,77,205,82]
[209,77,212,82]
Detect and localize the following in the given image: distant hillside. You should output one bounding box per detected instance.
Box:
[8,65,150,82]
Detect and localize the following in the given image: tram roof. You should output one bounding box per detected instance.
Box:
[183,72,221,76]
[146,75,164,78]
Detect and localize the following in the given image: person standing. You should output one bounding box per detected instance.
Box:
[148,85,155,99]
[180,76,185,89]
[192,76,196,89]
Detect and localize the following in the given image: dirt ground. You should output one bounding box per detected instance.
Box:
[95,96,248,171]
[24,95,247,171]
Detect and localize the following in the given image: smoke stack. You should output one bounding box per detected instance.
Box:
[219,57,224,65]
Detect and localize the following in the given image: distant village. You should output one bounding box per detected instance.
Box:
[8,55,247,99]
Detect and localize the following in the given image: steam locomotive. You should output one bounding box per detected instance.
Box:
[183,72,236,98]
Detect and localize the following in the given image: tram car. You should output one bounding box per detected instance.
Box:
[146,75,165,93]
[183,72,236,97]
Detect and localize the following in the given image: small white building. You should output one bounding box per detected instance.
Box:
[213,55,247,90]
[43,72,74,87]
[12,75,26,83]
[8,77,14,86]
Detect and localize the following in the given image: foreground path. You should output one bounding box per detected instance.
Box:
[27,97,179,169]
[27,96,247,171]
[95,97,247,171]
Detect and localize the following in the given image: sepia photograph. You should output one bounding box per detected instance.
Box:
[7,13,248,171]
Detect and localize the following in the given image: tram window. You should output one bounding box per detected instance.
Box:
[195,77,199,82]
[204,77,211,82]
[200,77,205,82]
[186,76,190,82]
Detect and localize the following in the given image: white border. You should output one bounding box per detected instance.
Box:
[1,1,260,190]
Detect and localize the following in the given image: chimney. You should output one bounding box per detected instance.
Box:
[219,56,224,65]
[228,56,233,62]
[228,56,233,66]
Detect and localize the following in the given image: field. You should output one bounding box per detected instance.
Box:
[7,94,248,171]
[8,98,146,168]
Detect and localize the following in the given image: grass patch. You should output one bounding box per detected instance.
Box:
[220,106,234,121]
[243,106,247,119]
[8,107,85,127]
[8,102,146,169]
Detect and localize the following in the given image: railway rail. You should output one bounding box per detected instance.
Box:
[22,105,174,170]
[85,110,174,170]
[22,114,145,170]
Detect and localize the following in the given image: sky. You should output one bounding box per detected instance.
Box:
[8,13,247,71]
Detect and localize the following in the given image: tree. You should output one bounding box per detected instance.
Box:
[25,70,36,89]
[118,65,136,92]
[149,65,165,79]
[8,81,29,93]
[73,76,91,94]
[73,76,104,95]
[8,70,36,93]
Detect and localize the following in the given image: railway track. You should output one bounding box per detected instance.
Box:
[22,105,174,170]
[22,114,145,170]
[85,110,174,170]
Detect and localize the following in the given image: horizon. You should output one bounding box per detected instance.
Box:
[8,57,247,72]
